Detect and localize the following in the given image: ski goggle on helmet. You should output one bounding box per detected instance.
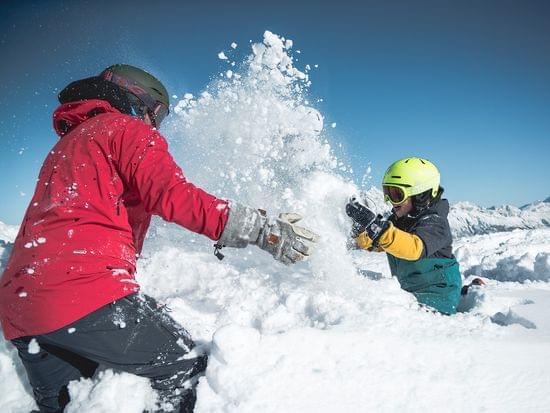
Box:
[383,185,410,205]
[382,157,440,206]
[100,65,169,128]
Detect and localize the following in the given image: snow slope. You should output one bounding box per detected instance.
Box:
[450,200,550,237]
[1,31,549,413]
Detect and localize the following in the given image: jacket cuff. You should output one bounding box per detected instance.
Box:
[356,232,373,250]
[217,201,265,248]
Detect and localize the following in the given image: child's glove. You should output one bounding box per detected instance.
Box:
[346,196,390,245]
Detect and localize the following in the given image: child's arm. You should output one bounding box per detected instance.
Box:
[355,223,423,260]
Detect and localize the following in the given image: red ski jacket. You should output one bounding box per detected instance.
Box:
[0,99,229,340]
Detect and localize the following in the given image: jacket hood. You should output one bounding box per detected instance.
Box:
[52,99,121,137]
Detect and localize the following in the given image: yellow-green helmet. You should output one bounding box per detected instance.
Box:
[382,157,440,204]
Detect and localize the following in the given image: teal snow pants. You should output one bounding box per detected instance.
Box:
[387,256,462,315]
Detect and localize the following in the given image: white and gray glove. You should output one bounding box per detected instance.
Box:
[217,202,319,264]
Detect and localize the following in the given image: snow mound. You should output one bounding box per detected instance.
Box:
[467,252,550,283]
[66,370,157,413]
[456,229,550,282]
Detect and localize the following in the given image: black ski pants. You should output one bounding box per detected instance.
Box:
[11,293,207,413]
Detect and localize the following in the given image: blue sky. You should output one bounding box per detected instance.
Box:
[1,0,549,224]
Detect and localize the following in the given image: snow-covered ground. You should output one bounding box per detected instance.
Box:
[1,31,549,412]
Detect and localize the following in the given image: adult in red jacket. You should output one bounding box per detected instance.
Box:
[0,64,318,412]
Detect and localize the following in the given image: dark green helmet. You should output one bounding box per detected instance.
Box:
[100,64,170,127]
[59,64,170,128]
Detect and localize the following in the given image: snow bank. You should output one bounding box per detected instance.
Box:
[456,229,550,283]
[198,323,550,413]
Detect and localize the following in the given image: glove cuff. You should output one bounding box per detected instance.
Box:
[217,201,266,248]
[366,215,390,247]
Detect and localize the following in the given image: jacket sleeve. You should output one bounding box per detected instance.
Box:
[112,119,229,240]
[377,222,424,261]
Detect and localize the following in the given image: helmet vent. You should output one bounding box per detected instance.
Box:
[391,175,401,179]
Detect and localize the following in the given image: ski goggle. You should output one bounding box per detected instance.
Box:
[102,70,169,128]
[383,185,411,206]
[127,94,169,128]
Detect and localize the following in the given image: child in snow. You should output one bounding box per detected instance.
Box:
[0,64,318,412]
[346,157,462,314]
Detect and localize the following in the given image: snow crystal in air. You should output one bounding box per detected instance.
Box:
[113,319,126,329]
[218,51,228,60]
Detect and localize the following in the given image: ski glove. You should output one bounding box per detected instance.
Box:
[256,213,319,264]
[217,202,319,264]
[346,196,389,245]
